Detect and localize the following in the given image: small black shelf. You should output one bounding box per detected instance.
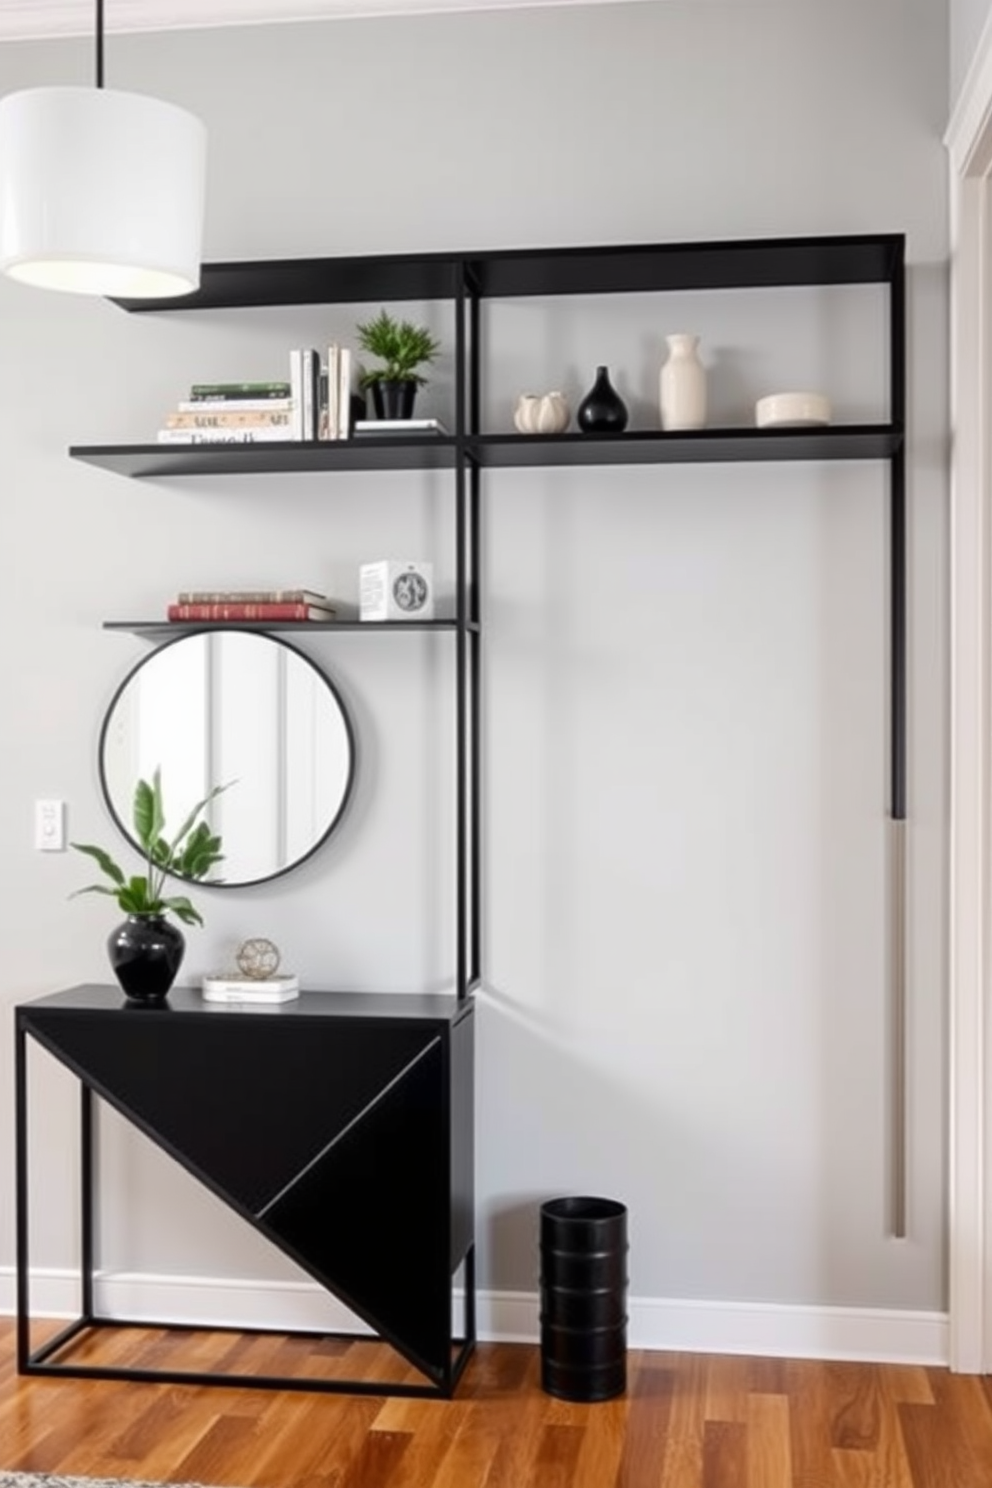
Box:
[70,425,901,479]
[103,619,478,638]
[69,438,458,478]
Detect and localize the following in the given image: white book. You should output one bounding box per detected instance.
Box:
[353,418,448,435]
[326,343,340,441]
[336,346,352,440]
[289,348,304,440]
[177,398,295,413]
[156,427,295,444]
[202,973,300,1003]
[301,348,317,440]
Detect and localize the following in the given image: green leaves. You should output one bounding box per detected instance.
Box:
[70,769,233,930]
[355,309,440,387]
[133,772,165,855]
[70,843,126,886]
[174,820,224,882]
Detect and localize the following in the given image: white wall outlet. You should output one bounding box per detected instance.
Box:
[35,798,66,852]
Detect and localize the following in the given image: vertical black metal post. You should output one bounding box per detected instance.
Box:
[463,1241,477,1350]
[889,241,908,1240]
[468,269,481,439]
[454,273,468,1002]
[14,1018,31,1371]
[470,457,482,989]
[466,272,482,990]
[890,244,907,825]
[81,1084,95,1320]
[94,0,105,88]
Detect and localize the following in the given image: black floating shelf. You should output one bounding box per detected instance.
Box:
[71,426,901,479]
[471,426,902,466]
[109,234,904,313]
[69,438,458,478]
[103,620,478,638]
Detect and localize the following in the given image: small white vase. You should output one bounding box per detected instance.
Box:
[659,334,706,431]
[514,391,570,434]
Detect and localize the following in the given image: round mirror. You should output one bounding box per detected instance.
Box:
[99,629,356,887]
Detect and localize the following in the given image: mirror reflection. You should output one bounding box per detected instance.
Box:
[100,630,355,887]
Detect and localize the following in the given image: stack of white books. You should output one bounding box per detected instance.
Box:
[201,973,300,1004]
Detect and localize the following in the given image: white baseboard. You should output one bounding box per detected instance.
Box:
[0,1267,948,1366]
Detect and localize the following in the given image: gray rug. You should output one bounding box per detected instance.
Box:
[0,1476,232,1488]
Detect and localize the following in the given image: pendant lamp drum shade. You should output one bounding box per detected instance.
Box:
[0,86,206,297]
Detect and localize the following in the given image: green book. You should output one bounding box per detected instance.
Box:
[190,381,291,401]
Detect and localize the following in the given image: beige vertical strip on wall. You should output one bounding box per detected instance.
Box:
[891,816,907,1239]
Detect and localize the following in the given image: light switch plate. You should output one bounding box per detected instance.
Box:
[35,799,66,851]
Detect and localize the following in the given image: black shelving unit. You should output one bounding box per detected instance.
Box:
[49,233,909,1392]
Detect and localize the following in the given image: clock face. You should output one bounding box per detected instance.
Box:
[393,571,429,612]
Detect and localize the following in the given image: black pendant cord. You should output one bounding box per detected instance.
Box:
[95,0,105,88]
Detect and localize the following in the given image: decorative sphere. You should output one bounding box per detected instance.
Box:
[236,937,281,980]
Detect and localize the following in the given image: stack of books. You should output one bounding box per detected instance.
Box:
[202,972,300,1003]
[156,381,294,444]
[293,343,358,440]
[166,588,339,623]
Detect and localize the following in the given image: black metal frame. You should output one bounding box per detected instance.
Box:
[16,991,476,1398]
[37,232,909,1382]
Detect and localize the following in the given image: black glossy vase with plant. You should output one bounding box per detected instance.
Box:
[71,769,230,1006]
[577,365,629,434]
[356,309,440,421]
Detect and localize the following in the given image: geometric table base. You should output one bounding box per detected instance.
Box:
[15,985,475,1397]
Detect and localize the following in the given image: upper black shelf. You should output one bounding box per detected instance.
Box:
[113,233,904,313]
[71,425,902,479]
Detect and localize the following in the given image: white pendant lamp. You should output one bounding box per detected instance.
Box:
[0,0,206,298]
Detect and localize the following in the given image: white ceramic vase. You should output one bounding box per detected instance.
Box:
[514,391,570,434]
[659,333,706,431]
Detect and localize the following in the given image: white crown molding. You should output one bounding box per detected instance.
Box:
[0,0,655,43]
[946,0,992,175]
[0,1267,950,1367]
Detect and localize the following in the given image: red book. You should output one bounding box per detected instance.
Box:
[167,602,336,622]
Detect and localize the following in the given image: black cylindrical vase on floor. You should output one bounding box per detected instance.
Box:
[108,914,185,1005]
[539,1195,629,1401]
[577,365,628,434]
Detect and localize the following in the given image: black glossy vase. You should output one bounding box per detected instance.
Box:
[577,365,628,434]
[371,379,417,420]
[108,914,185,1005]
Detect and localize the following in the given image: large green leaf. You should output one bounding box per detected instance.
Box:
[116,875,160,914]
[162,895,203,926]
[168,780,233,854]
[69,842,126,886]
[132,772,165,853]
[175,821,225,880]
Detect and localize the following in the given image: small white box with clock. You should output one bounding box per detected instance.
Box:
[360,560,435,621]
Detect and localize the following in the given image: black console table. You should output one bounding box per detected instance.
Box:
[15,984,475,1397]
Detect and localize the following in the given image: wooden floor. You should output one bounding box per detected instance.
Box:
[2,1322,992,1487]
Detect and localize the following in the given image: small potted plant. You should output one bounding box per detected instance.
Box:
[355,309,441,420]
[72,768,230,1005]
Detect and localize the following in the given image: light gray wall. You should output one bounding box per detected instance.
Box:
[951,0,991,103]
[0,0,949,1315]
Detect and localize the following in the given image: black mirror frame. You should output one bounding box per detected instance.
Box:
[97,627,357,890]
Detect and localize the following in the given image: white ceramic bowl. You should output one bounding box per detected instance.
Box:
[755,391,831,428]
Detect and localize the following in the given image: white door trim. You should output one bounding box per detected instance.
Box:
[946,20,992,1375]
